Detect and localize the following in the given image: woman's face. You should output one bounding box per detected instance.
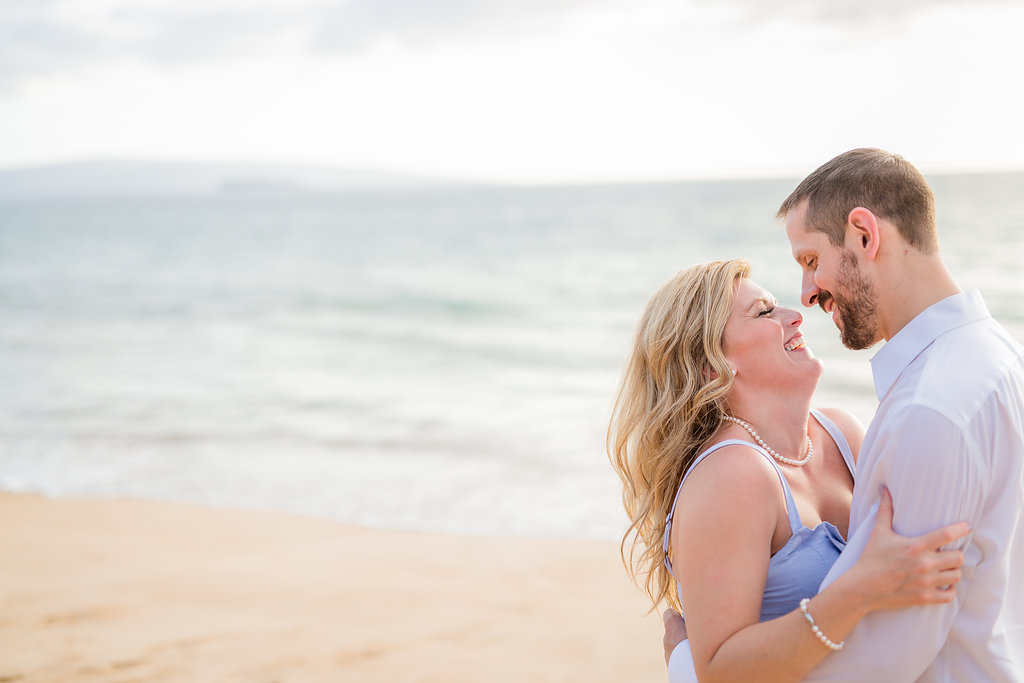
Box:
[721,278,824,386]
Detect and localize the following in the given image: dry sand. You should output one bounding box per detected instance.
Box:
[0,493,665,682]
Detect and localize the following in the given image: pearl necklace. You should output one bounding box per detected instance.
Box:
[721,415,813,467]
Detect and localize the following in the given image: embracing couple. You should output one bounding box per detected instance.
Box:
[609,149,1024,681]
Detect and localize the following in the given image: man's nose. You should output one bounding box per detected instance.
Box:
[801,272,820,308]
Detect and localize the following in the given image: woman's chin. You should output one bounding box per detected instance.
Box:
[808,357,826,383]
[796,356,826,388]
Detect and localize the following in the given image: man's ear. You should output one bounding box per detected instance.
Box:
[847,207,881,260]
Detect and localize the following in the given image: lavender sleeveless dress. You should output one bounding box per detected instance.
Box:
[662,409,855,621]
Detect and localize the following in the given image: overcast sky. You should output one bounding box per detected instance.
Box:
[2,0,1023,183]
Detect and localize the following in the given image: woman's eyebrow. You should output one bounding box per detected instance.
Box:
[747,296,776,311]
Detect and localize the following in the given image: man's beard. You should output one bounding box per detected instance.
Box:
[818,249,879,351]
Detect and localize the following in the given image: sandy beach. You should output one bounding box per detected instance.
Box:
[0,493,664,682]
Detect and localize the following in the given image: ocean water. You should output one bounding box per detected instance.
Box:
[1,174,1022,539]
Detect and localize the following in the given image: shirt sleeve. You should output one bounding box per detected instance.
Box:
[667,640,699,683]
[804,405,985,681]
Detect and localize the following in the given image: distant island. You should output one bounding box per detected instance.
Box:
[0,160,469,200]
[1,160,1019,202]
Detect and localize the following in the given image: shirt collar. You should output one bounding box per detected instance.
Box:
[869,290,991,401]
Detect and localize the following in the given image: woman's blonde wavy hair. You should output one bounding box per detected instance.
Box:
[608,258,750,611]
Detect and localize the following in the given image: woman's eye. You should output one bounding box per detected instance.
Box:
[758,307,775,317]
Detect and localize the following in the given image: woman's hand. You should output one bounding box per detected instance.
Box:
[845,487,970,612]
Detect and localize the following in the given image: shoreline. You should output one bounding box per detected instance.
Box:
[0,493,664,681]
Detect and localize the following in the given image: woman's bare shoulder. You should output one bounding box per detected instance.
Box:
[677,441,784,514]
[670,442,783,614]
[815,407,866,463]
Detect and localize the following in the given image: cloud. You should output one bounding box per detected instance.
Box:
[0,0,110,86]
[0,0,595,90]
[1,0,1015,91]
[697,0,1016,24]
[0,0,304,89]
[311,0,593,53]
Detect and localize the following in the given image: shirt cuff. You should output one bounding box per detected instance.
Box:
[667,639,698,683]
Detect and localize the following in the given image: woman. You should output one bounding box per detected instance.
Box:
[608,259,967,682]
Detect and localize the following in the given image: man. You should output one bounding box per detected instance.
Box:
[664,149,1024,681]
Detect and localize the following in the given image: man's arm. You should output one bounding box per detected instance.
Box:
[805,406,983,681]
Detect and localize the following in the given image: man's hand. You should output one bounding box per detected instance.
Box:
[662,608,688,665]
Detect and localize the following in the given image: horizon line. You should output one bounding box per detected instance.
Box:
[1,157,1022,190]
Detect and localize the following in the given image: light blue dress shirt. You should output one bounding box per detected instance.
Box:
[810,291,1024,682]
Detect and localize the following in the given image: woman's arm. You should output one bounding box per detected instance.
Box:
[672,450,967,683]
[671,444,794,681]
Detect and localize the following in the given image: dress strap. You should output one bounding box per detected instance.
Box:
[809,409,856,478]
[663,439,801,575]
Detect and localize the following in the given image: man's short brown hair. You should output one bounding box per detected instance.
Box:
[777,148,938,253]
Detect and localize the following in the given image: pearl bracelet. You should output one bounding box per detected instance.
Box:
[799,598,844,651]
